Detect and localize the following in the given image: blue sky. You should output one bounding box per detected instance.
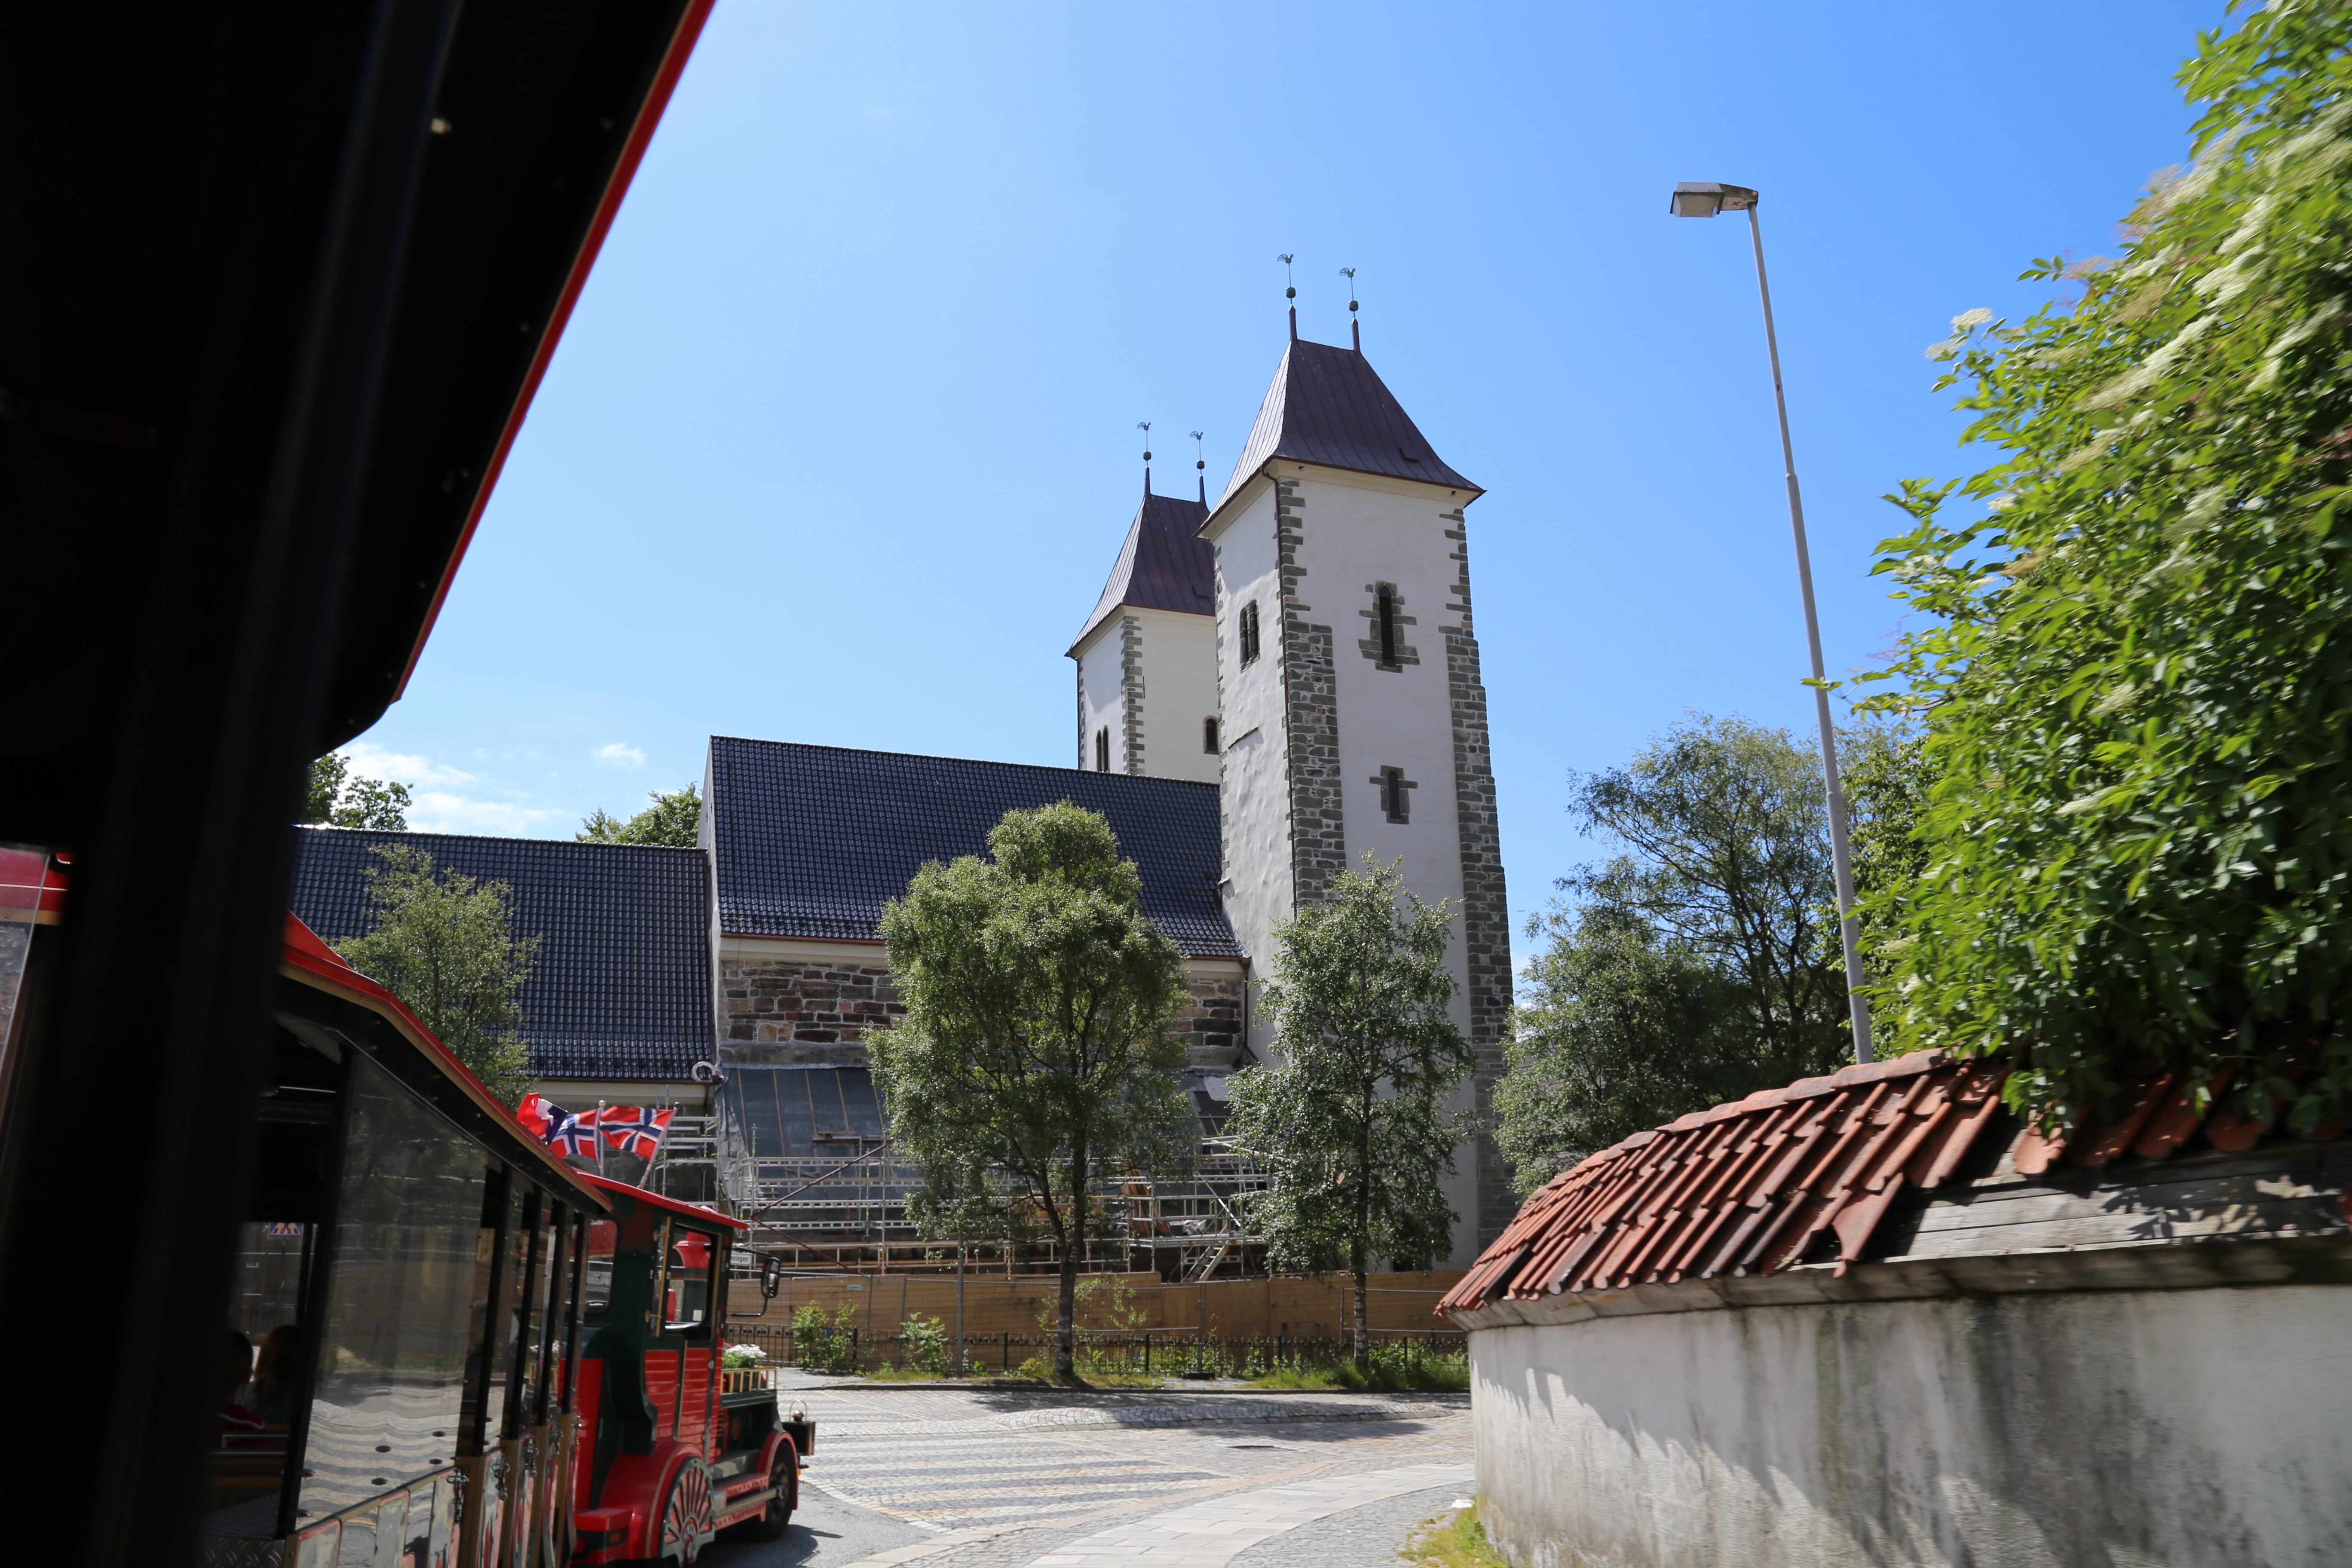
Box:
[357,0,2223,951]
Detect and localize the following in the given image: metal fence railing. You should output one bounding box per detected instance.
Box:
[719,1324,1467,1380]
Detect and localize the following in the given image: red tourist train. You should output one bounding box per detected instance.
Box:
[199,909,805,1568]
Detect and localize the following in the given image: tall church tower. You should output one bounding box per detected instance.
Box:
[1069,477,1220,783]
[1202,312,1512,1261]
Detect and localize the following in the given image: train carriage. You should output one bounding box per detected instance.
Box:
[199,915,800,1568]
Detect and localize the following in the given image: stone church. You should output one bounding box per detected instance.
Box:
[292,308,1513,1260]
[707,308,1512,1258]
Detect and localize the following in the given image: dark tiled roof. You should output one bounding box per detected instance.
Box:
[1072,487,1214,651]
[1215,337,1478,514]
[289,827,713,1082]
[706,736,1241,959]
[1438,1047,2352,1319]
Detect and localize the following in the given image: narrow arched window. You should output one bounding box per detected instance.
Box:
[1375,585,1397,666]
[1203,717,1220,754]
[1095,727,1110,772]
[1238,601,1260,667]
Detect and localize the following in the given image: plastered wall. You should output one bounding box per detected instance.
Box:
[1467,1284,2352,1568]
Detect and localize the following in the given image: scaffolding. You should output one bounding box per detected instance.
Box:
[705,1066,1270,1279]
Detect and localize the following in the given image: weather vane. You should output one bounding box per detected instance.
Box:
[1136,420,1152,462]
[1341,266,1360,348]
[1277,254,1295,300]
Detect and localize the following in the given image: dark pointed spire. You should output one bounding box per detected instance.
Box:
[1341,267,1360,351]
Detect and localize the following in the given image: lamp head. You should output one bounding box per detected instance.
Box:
[1670,181,1759,217]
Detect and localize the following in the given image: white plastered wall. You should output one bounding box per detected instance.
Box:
[1073,622,1122,772]
[1070,606,1220,783]
[1206,477,1290,986]
[1467,1285,2352,1568]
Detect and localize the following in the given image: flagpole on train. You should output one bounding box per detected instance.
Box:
[596,1100,607,1179]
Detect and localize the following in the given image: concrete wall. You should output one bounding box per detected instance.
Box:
[1067,605,1221,784]
[1467,1284,2352,1568]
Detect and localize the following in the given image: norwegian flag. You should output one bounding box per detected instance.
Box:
[548,1107,603,1160]
[517,1093,560,1140]
[599,1105,674,1160]
[520,1093,601,1160]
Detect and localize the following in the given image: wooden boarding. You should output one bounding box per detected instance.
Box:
[725,1268,1468,1341]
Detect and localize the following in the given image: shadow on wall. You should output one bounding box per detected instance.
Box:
[1475,1286,2352,1568]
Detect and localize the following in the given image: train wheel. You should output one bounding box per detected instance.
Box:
[725,1445,797,1543]
[657,1458,715,1565]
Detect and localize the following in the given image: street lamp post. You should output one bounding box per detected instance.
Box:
[1670,181,1874,1063]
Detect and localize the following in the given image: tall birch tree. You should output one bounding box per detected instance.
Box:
[1224,856,1473,1369]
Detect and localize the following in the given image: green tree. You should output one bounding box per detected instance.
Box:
[1493,908,1743,1192]
[1859,5,2352,1133]
[1839,720,1934,995]
[332,844,540,1105]
[1495,715,1853,1188]
[1223,856,1473,1369]
[579,783,700,847]
[866,802,1194,1384]
[302,753,412,830]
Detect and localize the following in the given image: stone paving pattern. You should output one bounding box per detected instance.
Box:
[780,1384,1473,1568]
[1227,1484,1465,1568]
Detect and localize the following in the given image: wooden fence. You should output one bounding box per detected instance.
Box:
[724,1268,1465,1345]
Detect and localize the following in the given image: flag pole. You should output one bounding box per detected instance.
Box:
[596,1100,606,1179]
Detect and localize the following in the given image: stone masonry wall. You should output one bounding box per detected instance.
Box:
[1274,474,1347,906]
[1119,614,1146,775]
[719,947,1242,1073]
[1441,505,1515,1249]
[718,953,902,1065]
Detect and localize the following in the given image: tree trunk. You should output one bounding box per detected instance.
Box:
[1352,1255,1370,1372]
[1055,1145,1087,1384]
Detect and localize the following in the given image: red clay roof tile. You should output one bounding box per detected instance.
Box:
[1437,1048,2334,1320]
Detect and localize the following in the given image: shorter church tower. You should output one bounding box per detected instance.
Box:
[1069,477,1220,783]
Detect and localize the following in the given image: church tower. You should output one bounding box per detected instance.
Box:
[1069,475,1220,783]
[1202,311,1512,1262]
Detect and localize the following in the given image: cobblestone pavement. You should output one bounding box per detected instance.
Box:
[772,1384,1472,1568]
[1226,1483,1466,1567]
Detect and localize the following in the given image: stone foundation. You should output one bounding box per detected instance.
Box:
[718,942,1243,1072]
[717,950,901,1065]
[1172,971,1244,1071]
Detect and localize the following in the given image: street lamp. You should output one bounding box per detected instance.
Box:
[1670,180,1874,1063]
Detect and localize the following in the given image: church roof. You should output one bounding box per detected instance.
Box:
[1214,336,1480,515]
[288,827,715,1083]
[1071,487,1215,652]
[706,735,1243,959]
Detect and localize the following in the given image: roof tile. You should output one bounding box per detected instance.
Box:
[288,828,714,1082]
[706,736,1242,959]
[1440,1047,2352,1320]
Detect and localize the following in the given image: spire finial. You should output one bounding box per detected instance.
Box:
[1341,266,1360,350]
[1278,253,1297,340]
[1191,430,1207,505]
[1136,421,1152,496]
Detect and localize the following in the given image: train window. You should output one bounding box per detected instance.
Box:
[666,1228,718,1340]
[299,1054,485,1522]
[583,1221,617,1317]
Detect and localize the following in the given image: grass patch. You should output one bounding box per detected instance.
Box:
[1245,1355,1469,1393]
[1401,1504,1509,1568]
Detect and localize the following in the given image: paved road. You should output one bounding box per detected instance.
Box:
[701,1482,934,1568]
[704,1383,1474,1568]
